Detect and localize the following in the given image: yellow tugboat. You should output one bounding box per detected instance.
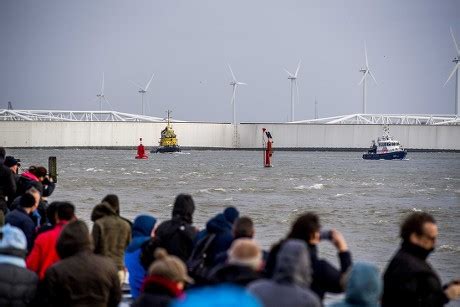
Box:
[151,110,181,153]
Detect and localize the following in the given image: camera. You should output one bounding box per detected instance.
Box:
[320,230,333,241]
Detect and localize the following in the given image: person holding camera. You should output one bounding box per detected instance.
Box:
[265,212,352,301]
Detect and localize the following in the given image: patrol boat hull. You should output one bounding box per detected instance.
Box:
[363,150,407,160]
[151,146,181,153]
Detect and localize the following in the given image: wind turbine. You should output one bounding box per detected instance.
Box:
[131,72,155,115]
[284,61,301,122]
[96,72,111,111]
[228,64,246,125]
[358,43,377,114]
[444,27,460,115]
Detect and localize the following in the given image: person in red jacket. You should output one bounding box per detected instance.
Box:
[26,202,75,279]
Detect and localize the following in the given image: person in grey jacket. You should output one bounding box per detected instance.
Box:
[247,239,321,307]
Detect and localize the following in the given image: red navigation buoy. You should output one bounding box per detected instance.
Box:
[262,128,273,167]
[135,138,148,159]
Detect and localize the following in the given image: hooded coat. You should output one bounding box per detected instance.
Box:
[91,202,131,270]
[248,239,321,307]
[125,215,157,299]
[154,196,197,262]
[330,262,382,307]
[0,224,38,307]
[42,220,121,307]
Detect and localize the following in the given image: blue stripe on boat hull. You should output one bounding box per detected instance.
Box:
[362,151,407,160]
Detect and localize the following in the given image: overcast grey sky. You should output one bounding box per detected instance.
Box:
[1,0,459,122]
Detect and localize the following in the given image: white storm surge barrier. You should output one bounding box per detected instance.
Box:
[0,121,459,150]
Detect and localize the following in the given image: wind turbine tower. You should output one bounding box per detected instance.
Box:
[131,72,155,115]
[444,27,460,115]
[96,72,110,111]
[358,43,377,114]
[228,64,247,125]
[284,61,301,121]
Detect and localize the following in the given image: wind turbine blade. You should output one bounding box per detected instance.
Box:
[365,42,369,67]
[294,60,301,77]
[444,62,460,87]
[228,64,237,82]
[237,82,247,85]
[284,68,294,78]
[358,71,368,85]
[130,80,144,90]
[103,96,113,109]
[451,27,460,55]
[101,72,105,96]
[144,72,155,91]
[369,70,378,85]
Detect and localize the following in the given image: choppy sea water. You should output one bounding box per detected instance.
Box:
[8,149,460,287]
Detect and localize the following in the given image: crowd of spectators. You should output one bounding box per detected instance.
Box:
[0,147,459,306]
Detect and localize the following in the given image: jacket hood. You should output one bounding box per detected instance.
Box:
[273,239,312,288]
[344,262,382,306]
[56,220,92,259]
[172,194,195,224]
[126,215,157,252]
[90,202,117,222]
[206,213,232,234]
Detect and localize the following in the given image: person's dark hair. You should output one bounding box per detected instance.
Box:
[288,212,321,241]
[56,202,75,221]
[0,147,5,160]
[233,216,254,239]
[400,212,436,242]
[102,194,120,215]
[172,194,195,223]
[20,193,36,208]
[36,166,47,178]
[56,220,92,259]
[46,202,59,225]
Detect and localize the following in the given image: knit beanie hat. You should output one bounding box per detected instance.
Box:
[228,238,262,270]
[0,224,27,255]
[223,206,240,224]
[149,248,194,284]
[0,224,27,267]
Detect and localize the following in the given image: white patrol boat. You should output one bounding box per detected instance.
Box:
[363,126,407,160]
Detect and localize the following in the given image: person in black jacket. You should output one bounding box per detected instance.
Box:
[5,191,40,252]
[0,148,17,225]
[0,224,38,306]
[265,212,352,301]
[383,212,460,306]
[141,194,197,268]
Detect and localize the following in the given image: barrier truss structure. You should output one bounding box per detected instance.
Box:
[292,114,459,125]
[0,110,458,125]
[0,110,177,122]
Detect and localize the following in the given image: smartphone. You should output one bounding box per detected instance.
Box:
[320,230,333,241]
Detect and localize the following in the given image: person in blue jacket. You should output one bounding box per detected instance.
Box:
[124,214,157,299]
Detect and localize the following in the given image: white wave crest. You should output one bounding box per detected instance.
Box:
[294,183,324,190]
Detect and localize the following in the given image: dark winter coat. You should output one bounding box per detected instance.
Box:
[0,161,16,216]
[91,202,131,270]
[41,221,121,307]
[132,275,184,307]
[382,241,449,307]
[154,200,197,262]
[209,263,262,287]
[248,239,321,307]
[265,240,352,300]
[0,262,38,307]
[5,208,36,252]
[202,213,234,264]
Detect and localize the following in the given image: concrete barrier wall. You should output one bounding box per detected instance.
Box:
[1,121,459,150]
